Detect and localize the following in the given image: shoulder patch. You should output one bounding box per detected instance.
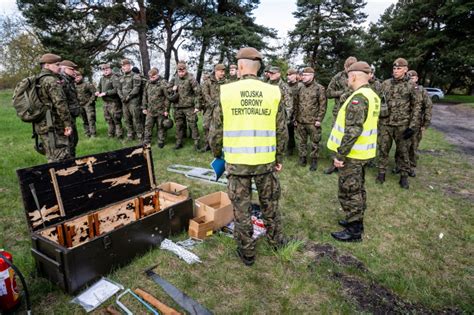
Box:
[350,94,369,105]
[351,99,360,105]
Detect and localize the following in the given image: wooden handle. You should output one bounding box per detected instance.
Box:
[134,288,181,315]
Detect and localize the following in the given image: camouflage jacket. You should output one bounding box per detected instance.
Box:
[201,74,226,115]
[228,74,238,82]
[327,70,350,117]
[295,80,327,124]
[98,74,120,102]
[209,74,288,176]
[287,81,299,119]
[370,77,383,97]
[169,73,202,109]
[142,77,170,116]
[35,69,72,134]
[118,71,142,103]
[415,85,433,128]
[75,79,96,107]
[335,84,371,162]
[60,74,80,118]
[380,76,422,128]
[269,78,293,122]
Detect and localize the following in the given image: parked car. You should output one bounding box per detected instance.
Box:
[424,87,444,102]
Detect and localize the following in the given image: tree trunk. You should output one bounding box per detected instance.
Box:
[136,0,150,75]
[196,37,209,83]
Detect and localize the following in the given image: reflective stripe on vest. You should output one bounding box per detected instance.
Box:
[327,87,380,160]
[221,79,281,165]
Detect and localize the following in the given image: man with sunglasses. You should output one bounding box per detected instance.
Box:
[376,58,422,189]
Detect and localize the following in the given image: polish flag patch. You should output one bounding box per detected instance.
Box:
[351,99,360,105]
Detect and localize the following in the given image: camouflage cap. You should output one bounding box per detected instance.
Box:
[236,47,262,61]
[100,63,111,70]
[268,66,280,73]
[59,60,78,69]
[393,57,408,67]
[214,64,226,71]
[177,62,186,70]
[344,56,358,69]
[407,70,418,77]
[302,67,315,74]
[148,67,159,76]
[39,53,62,64]
[121,58,131,65]
[347,61,371,74]
[287,68,297,75]
[229,64,237,70]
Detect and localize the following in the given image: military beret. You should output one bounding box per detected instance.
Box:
[302,67,315,74]
[148,67,159,76]
[100,63,111,70]
[393,58,408,67]
[347,61,372,74]
[344,56,358,69]
[121,59,131,65]
[214,64,226,71]
[39,53,62,64]
[177,63,186,70]
[229,64,237,70]
[236,47,262,61]
[59,60,78,69]
[407,70,418,77]
[287,68,297,75]
[268,66,280,73]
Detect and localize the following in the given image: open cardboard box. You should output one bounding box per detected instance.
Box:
[195,191,234,230]
[189,216,214,240]
[158,182,189,200]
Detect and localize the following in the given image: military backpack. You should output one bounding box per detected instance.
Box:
[12,74,52,123]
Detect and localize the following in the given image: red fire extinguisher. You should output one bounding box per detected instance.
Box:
[0,250,21,312]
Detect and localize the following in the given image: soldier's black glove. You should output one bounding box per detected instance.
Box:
[403,127,415,139]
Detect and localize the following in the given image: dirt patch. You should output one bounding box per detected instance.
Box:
[306,243,461,314]
[431,104,474,163]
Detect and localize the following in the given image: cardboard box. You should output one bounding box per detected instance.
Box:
[195,191,234,230]
[158,182,189,198]
[188,216,214,240]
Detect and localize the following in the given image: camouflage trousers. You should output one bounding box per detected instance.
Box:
[296,123,322,159]
[174,107,199,145]
[227,172,284,257]
[80,104,96,136]
[68,118,78,158]
[395,130,423,170]
[202,109,213,146]
[377,124,411,176]
[39,131,71,163]
[338,158,368,223]
[103,100,123,138]
[144,113,167,146]
[123,99,144,140]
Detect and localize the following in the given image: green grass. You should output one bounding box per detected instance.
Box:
[1,88,473,314]
[444,94,474,107]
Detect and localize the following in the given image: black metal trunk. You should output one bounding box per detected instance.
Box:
[17,146,193,294]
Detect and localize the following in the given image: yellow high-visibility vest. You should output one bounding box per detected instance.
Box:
[221,79,281,165]
[327,87,380,160]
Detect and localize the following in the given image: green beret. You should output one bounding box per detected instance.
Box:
[236,47,262,61]
[39,53,62,64]
[393,58,408,67]
[347,61,371,74]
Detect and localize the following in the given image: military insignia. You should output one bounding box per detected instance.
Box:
[351,99,360,105]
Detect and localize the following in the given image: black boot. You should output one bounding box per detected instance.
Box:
[309,159,318,171]
[331,221,363,242]
[338,219,364,232]
[324,165,338,174]
[399,175,409,189]
[236,249,255,266]
[375,172,385,184]
[299,157,307,166]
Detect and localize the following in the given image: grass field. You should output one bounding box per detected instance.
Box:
[443,94,474,107]
[0,89,473,314]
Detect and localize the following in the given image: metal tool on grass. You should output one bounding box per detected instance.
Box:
[116,289,159,315]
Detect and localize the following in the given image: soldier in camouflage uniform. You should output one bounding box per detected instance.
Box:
[209,47,289,266]
[201,64,227,151]
[268,66,293,124]
[59,60,81,158]
[35,54,73,162]
[376,58,422,189]
[294,67,327,171]
[96,64,123,138]
[327,61,380,242]
[141,67,170,148]
[286,68,299,155]
[75,71,97,137]
[228,64,238,82]
[118,59,144,141]
[169,62,202,150]
[325,56,358,175]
